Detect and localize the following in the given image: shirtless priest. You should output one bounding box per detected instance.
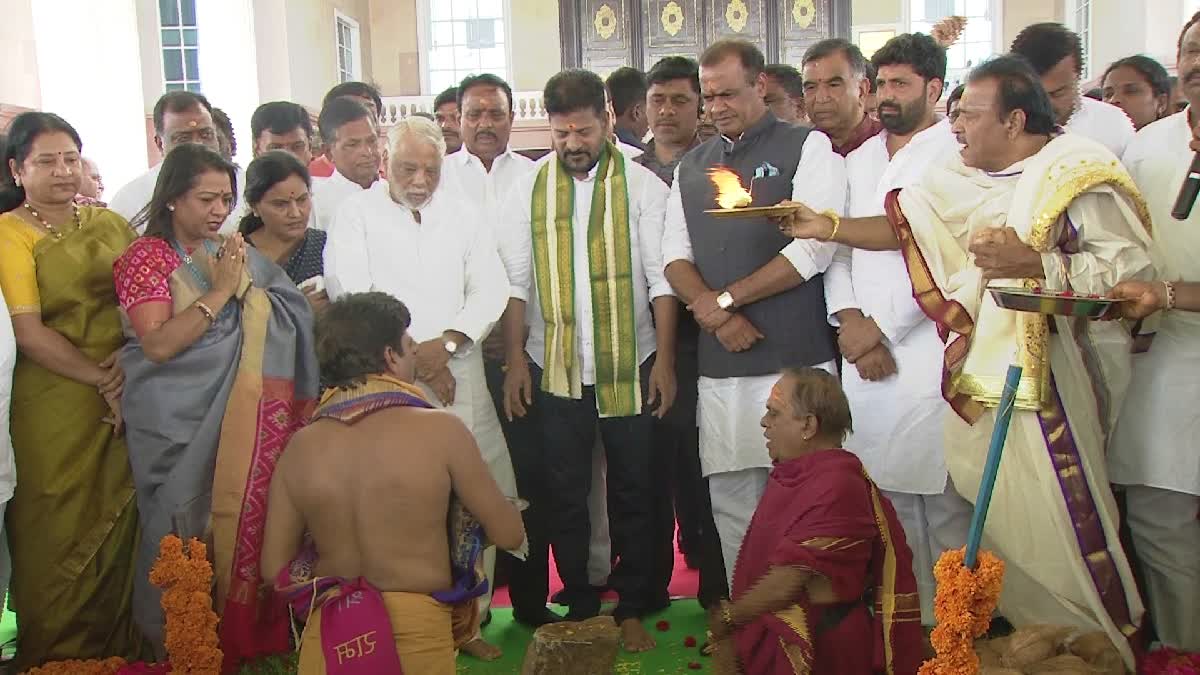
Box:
[262,292,525,674]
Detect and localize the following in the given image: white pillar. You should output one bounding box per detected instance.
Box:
[196,0,261,168]
[29,0,148,196]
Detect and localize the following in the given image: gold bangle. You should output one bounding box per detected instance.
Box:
[195,300,216,323]
[721,603,735,631]
[1163,281,1177,311]
[820,209,841,241]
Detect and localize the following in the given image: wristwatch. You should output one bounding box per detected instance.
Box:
[444,339,459,356]
[716,290,736,310]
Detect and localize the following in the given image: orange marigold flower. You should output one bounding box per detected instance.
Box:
[151,534,223,674]
[919,547,1005,675]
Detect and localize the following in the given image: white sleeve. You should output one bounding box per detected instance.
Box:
[635,168,675,300]
[1110,111,1137,162]
[450,221,510,351]
[323,199,373,300]
[661,165,695,265]
[782,132,846,279]
[1040,190,1155,294]
[498,176,534,302]
[823,245,858,325]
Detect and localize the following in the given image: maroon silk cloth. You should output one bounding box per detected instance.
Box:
[731,450,924,675]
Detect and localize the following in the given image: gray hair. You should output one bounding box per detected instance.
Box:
[387,115,446,157]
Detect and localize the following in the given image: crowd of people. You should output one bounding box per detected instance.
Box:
[0,12,1196,675]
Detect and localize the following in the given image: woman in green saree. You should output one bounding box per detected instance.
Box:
[0,112,145,670]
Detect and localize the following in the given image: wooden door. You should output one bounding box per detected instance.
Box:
[560,0,850,72]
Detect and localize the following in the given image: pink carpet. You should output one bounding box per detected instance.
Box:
[490,537,701,607]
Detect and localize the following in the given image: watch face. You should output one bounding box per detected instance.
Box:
[444,340,458,354]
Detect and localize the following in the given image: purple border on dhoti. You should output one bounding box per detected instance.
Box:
[1037,376,1137,638]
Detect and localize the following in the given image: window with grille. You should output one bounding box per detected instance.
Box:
[1071,0,1092,79]
[910,0,997,97]
[159,0,200,92]
[426,0,510,95]
[336,12,362,83]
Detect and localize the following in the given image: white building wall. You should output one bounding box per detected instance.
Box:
[196,0,261,168]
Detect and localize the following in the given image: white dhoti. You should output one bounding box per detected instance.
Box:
[885,479,973,626]
[1124,485,1200,651]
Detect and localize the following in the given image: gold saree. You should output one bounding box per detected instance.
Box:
[0,208,145,671]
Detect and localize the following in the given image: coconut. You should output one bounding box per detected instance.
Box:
[1025,654,1105,674]
[1064,631,1124,675]
[976,640,1003,667]
[1002,630,1057,668]
[980,668,1025,675]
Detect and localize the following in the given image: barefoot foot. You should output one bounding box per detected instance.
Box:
[620,618,657,653]
[461,637,503,661]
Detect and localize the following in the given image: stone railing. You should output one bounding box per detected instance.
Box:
[379,91,548,126]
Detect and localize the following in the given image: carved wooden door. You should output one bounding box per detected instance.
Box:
[560,0,850,72]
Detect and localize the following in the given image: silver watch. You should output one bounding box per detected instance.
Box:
[716,291,735,310]
[444,339,459,355]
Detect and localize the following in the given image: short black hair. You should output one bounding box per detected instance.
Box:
[318,97,374,146]
[153,91,213,135]
[865,62,878,93]
[763,64,804,97]
[317,292,413,389]
[211,107,236,157]
[544,69,608,119]
[134,144,238,239]
[251,101,313,142]
[700,39,766,83]
[947,83,966,110]
[434,87,458,110]
[872,32,948,86]
[1180,11,1200,53]
[458,73,515,113]
[967,55,1057,135]
[1103,55,1172,98]
[1010,23,1083,76]
[606,67,649,117]
[647,56,701,96]
[321,81,382,115]
[238,150,311,236]
[0,112,83,213]
[802,38,868,81]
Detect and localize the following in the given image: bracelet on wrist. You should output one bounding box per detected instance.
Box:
[1163,281,1177,311]
[195,300,216,323]
[819,209,841,241]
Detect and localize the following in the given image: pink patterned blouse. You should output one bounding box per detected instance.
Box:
[113,237,183,312]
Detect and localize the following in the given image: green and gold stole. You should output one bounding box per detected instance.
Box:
[530,141,640,418]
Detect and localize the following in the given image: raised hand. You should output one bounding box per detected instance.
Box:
[213,234,248,298]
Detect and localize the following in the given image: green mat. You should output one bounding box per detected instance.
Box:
[0,600,714,673]
[456,600,713,674]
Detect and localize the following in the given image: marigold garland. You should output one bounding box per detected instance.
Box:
[918,546,1005,675]
[149,535,223,674]
[21,657,128,675]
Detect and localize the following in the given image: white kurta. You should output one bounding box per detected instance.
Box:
[324,182,517,498]
[826,120,960,495]
[503,155,674,385]
[443,147,535,217]
[661,131,847,476]
[0,289,15,504]
[1111,111,1200,497]
[1065,97,1137,161]
[110,163,245,235]
[311,169,387,232]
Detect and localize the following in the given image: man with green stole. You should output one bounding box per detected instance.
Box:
[777,55,1154,669]
[500,68,678,652]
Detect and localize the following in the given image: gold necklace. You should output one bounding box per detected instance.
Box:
[24,202,81,240]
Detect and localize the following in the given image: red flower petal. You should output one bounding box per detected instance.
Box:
[684,635,698,648]
[655,620,671,632]
[688,662,703,670]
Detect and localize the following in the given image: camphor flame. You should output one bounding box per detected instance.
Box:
[708,166,753,209]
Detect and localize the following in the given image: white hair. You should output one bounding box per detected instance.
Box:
[387,115,446,157]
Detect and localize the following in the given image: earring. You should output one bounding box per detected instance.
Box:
[167,204,175,212]
[13,177,20,187]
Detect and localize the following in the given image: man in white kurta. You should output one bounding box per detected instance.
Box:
[311,97,388,232]
[826,34,973,627]
[1066,96,1136,160]
[1112,106,1200,652]
[662,43,847,586]
[324,117,518,657]
[779,57,1152,667]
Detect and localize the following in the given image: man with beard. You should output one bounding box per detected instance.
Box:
[501,68,677,653]
[311,97,386,231]
[1106,12,1200,654]
[1011,23,1135,158]
[434,87,463,154]
[635,55,730,617]
[823,32,971,627]
[662,39,846,590]
[802,39,882,156]
[763,64,808,126]
[777,56,1152,668]
[324,115,519,662]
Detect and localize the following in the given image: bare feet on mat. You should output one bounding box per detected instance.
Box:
[461,637,503,661]
[620,618,657,653]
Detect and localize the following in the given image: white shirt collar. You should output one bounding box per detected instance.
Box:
[331,167,380,190]
[450,146,518,171]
